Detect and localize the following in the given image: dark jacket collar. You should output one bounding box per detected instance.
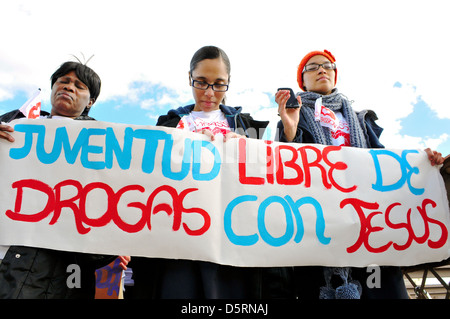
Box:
[167,104,242,118]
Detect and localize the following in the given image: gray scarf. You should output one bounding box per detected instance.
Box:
[299,89,368,148]
[299,89,366,299]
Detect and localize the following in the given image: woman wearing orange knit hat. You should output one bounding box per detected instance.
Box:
[275,49,443,300]
[276,49,372,148]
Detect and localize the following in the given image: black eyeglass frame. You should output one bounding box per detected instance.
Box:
[303,62,336,73]
[191,79,229,92]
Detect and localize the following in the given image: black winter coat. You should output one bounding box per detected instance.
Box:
[0,109,115,299]
[130,104,296,299]
[277,108,409,299]
[156,104,269,139]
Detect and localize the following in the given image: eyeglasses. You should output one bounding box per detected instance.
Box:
[191,79,229,92]
[303,62,336,73]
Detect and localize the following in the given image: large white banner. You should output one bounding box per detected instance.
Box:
[0,119,449,267]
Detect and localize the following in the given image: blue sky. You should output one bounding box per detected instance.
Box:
[395,82,450,154]
[1,0,449,156]
[4,79,448,156]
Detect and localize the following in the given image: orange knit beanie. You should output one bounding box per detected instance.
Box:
[297,49,337,91]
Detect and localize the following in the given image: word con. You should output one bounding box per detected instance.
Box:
[6,178,211,235]
[9,124,220,180]
[342,198,448,253]
[224,194,331,247]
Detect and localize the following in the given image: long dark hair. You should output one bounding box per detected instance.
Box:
[189,46,231,78]
[50,61,101,116]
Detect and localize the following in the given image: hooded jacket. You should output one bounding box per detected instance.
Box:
[277,108,384,148]
[156,104,269,139]
[276,108,409,299]
[130,105,296,299]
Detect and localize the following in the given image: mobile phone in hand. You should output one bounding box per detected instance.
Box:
[277,88,299,108]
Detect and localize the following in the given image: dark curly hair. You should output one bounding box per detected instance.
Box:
[50,61,101,115]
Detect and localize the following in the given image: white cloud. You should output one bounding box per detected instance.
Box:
[422,134,450,151]
[381,132,449,153]
[1,0,449,153]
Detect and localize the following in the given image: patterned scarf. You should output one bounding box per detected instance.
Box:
[299,89,367,298]
[299,89,368,148]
